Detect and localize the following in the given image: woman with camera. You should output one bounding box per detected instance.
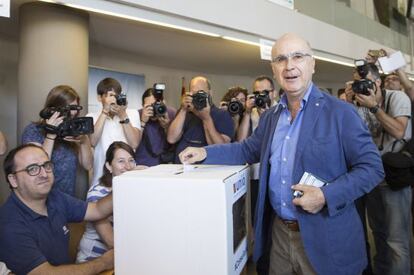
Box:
[76,141,137,262]
[220,86,249,141]
[21,85,93,196]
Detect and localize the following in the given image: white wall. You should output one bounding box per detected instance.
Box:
[0,34,18,204]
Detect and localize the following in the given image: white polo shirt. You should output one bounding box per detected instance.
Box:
[87,109,141,187]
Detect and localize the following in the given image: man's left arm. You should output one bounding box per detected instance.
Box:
[320,108,384,217]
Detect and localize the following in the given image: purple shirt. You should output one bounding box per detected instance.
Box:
[135,107,176,166]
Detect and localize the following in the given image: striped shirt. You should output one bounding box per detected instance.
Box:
[76,185,112,263]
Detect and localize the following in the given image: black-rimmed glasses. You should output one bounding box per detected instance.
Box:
[12,161,54,176]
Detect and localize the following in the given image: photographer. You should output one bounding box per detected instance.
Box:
[219,86,247,138]
[135,87,176,166]
[237,76,275,142]
[167,76,234,163]
[87,77,141,188]
[21,85,93,196]
[347,62,412,275]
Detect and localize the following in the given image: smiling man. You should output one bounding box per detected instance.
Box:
[0,144,114,274]
[179,33,384,275]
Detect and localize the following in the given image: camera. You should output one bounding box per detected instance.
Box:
[151,83,167,116]
[228,100,244,116]
[352,59,374,96]
[152,101,167,117]
[115,93,127,106]
[254,91,271,109]
[192,90,210,111]
[153,83,165,101]
[39,105,94,138]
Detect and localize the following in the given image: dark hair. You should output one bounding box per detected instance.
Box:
[254,75,275,91]
[4,144,47,187]
[142,88,155,105]
[365,63,381,81]
[99,141,135,188]
[44,85,80,109]
[221,86,248,102]
[40,85,80,150]
[189,76,211,91]
[337,88,345,97]
[97,77,122,96]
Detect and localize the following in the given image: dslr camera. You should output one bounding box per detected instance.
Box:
[115,93,127,106]
[152,83,167,117]
[39,105,94,138]
[228,100,244,116]
[352,59,374,96]
[253,90,271,109]
[192,90,210,111]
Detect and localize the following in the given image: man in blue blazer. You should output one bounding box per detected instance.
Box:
[180,33,384,275]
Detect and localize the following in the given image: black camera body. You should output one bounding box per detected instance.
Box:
[39,105,94,138]
[152,102,167,117]
[192,90,210,111]
[352,59,374,96]
[116,93,127,106]
[151,83,167,117]
[39,105,82,119]
[228,100,244,116]
[254,92,270,109]
[352,79,374,96]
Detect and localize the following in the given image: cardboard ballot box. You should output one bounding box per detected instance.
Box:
[113,164,250,275]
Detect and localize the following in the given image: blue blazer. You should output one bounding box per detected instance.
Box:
[204,85,384,275]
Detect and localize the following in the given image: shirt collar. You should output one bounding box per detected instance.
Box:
[10,191,54,221]
[275,82,313,112]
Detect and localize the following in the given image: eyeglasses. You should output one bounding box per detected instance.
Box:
[271,52,312,66]
[12,161,54,176]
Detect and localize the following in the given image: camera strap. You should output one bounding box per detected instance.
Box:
[378,91,394,151]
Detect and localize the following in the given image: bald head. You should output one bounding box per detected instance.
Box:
[270,33,315,97]
[189,76,211,95]
[272,33,313,58]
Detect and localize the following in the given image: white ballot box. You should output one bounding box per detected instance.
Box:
[113,164,250,275]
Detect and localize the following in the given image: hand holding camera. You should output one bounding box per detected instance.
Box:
[40,105,94,138]
[181,93,194,111]
[354,88,378,109]
[191,91,211,120]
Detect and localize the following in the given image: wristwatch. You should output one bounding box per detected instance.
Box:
[369,104,380,114]
[119,118,130,124]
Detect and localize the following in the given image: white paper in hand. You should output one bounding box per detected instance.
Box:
[378,51,406,73]
[293,172,326,198]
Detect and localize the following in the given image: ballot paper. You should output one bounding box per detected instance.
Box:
[183,163,197,172]
[378,51,406,73]
[293,172,326,198]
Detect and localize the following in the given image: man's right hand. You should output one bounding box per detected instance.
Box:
[179,147,207,164]
[181,93,194,111]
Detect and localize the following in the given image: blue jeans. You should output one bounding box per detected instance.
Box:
[366,184,412,275]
